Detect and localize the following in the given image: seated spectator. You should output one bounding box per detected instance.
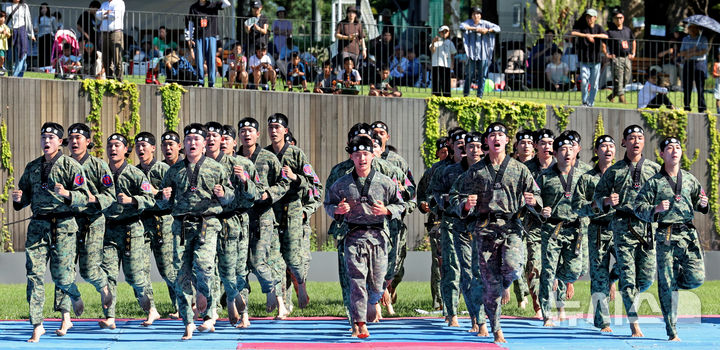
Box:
[248,43,276,90]
[403,49,421,86]
[638,70,673,109]
[314,61,337,94]
[53,43,82,79]
[389,47,408,83]
[369,66,402,97]
[226,42,248,89]
[545,48,571,91]
[286,52,309,92]
[370,31,395,74]
[415,54,431,88]
[81,42,104,79]
[152,26,178,58]
[336,56,361,95]
[276,36,299,77]
[165,46,198,86]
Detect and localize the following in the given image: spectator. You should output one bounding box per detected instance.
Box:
[248,43,276,90]
[276,36,299,77]
[52,11,62,30]
[6,0,35,77]
[678,24,709,113]
[638,69,673,109]
[53,42,81,79]
[313,61,336,94]
[35,3,56,67]
[226,42,248,88]
[545,48,571,91]
[76,1,101,49]
[657,25,685,91]
[336,56,361,95]
[165,45,198,86]
[430,25,456,97]
[152,26,178,59]
[416,54,431,88]
[571,8,608,106]
[713,48,720,114]
[460,6,500,98]
[81,41,104,79]
[244,1,268,57]
[389,46,408,83]
[370,30,394,75]
[334,5,366,69]
[187,0,230,87]
[403,49,420,86]
[96,0,125,81]
[286,52,309,92]
[0,10,9,75]
[528,32,557,88]
[603,9,635,104]
[369,66,402,97]
[272,6,291,55]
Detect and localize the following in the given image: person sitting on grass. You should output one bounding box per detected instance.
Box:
[53,43,82,79]
[227,42,248,89]
[369,66,402,97]
[314,61,337,94]
[248,43,276,90]
[286,52,309,92]
[81,42,104,79]
[638,69,674,109]
[335,56,361,95]
[545,48,570,91]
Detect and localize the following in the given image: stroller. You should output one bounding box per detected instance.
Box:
[51,30,81,78]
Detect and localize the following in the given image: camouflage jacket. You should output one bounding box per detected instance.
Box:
[537,163,584,222]
[634,168,708,224]
[592,156,660,217]
[210,152,258,213]
[75,153,116,216]
[106,161,156,221]
[432,157,471,214]
[573,165,615,222]
[524,157,556,179]
[158,156,235,216]
[238,145,290,214]
[137,158,169,213]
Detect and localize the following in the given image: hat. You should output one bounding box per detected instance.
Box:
[585,8,598,17]
[204,121,223,135]
[161,131,181,144]
[465,132,483,144]
[184,123,207,138]
[41,122,64,138]
[560,130,582,144]
[222,125,237,139]
[238,117,260,131]
[471,7,482,15]
[370,132,383,146]
[439,25,450,32]
[107,133,128,147]
[515,130,534,142]
[346,5,357,13]
[623,125,644,139]
[346,136,374,154]
[534,128,554,143]
[553,134,574,151]
[659,137,681,151]
[135,131,156,146]
[285,131,296,145]
[435,137,449,151]
[594,135,615,149]
[348,123,373,141]
[268,113,289,128]
[371,121,389,132]
[451,130,467,143]
[252,1,262,9]
[485,122,508,136]
[68,123,91,140]
[276,6,286,13]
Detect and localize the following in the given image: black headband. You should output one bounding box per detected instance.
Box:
[268,113,289,127]
[465,134,482,144]
[660,137,681,150]
[68,123,91,139]
[238,118,259,131]
[594,135,615,149]
[161,132,180,143]
[40,123,64,138]
[623,125,644,138]
[553,136,573,151]
[184,124,207,138]
[371,121,388,132]
[108,133,128,147]
[135,132,155,146]
[486,124,507,135]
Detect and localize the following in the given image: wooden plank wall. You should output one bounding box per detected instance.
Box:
[1,77,718,251]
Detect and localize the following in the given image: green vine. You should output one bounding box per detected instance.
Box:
[82,80,141,156]
[593,113,605,142]
[423,97,546,167]
[552,105,574,131]
[0,115,14,252]
[706,113,720,234]
[159,83,186,132]
[639,108,699,170]
[82,79,106,157]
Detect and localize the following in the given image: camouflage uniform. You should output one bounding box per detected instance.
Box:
[103,161,156,318]
[15,151,90,325]
[449,155,542,333]
[593,156,660,323]
[416,161,447,310]
[158,156,235,324]
[54,153,115,312]
[324,169,405,323]
[634,168,706,338]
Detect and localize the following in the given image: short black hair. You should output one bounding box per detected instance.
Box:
[159,25,166,30]
[343,56,353,64]
[255,43,267,51]
[89,1,101,8]
[0,10,6,18]
[322,61,331,68]
[291,52,300,59]
[62,43,72,50]
[381,66,390,72]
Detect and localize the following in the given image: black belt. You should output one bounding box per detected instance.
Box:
[216,211,238,220]
[590,219,610,227]
[174,214,216,246]
[33,212,75,249]
[141,209,172,219]
[107,215,141,226]
[545,218,580,228]
[615,211,635,219]
[658,222,695,246]
[347,222,384,233]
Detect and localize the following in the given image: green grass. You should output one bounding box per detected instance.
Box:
[1,280,720,320]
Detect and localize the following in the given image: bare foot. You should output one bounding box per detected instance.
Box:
[468,319,479,333]
[609,282,616,301]
[566,282,575,300]
[669,336,681,341]
[543,320,556,327]
[350,323,359,337]
[381,289,391,307]
[227,295,240,325]
[235,294,247,314]
[56,313,73,336]
[448,315,459,327]
[274,296,289,320]
[297,282,310,309]
[385,300,394,316]
[518,297,528,309]
[196,293,208,315]
[534,309,542,319]
[98,318,116,329]
[367,303,379,323]
[266,292,278,313]
[142,307,161,327]
[600,326,613,333]
[630,322,644,337]
[27,324,45,342]
[100,286,112,310]
[197,317,216,332]
[493,330,506,343]
[357,322,370,339]
[558,307,567,321]
[552,279,558,292]
[501,288,510,305]
[236,313,251,328]
[72,297,85,317]
[181,323,196,340]
[168,311,180,319]
[477,324,489,337]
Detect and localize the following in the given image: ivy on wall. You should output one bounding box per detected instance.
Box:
[639,108,699,170]
[159,83,186,132]
[593,113,605,142]
[0,115,14,252]
[706,113,720,234]
[81,80,141,156]
[552,105,575,131]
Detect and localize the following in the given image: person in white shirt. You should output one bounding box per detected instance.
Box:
[96,0,125,80]
[430,25,456,97]
[638,70,674,109]
[5,0,35,77]
[544,48,571,91]
[248,43,276,90]
[34,3,57,67]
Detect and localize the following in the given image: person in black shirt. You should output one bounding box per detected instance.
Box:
[76,1,101,48]
[603,9,635,104]
[244,1,268,58]
[187,0,230,87]
[571,8,608,107]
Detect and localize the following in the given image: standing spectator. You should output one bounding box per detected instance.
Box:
[678,24,709,113]
[603,9,635,104]
[430,25,456,97]
[313,61,336,94]
[657,26,685,91]
[0,11,9,75]
[272,6,291,55]
[81,41,104,79]
[52,11,62,30]
[528,32,557,88]
[152,26,178,59]
[96,0,125,81]
[76,1,101,49]
[571,8,608,106]
[286,52,308,91]
[545,48,571,91]
[187,0,231,87]
[6,0,35,77]
[459,6,500,98]
[334,5,366,69]
[226,42,248,88]
[248,43,276,90]
[244,1,268,58]
[34,3,56,67]
[638,69,673,109]
[370,30,394,75]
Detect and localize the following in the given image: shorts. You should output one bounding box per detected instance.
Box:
[0,50,6,58]
[714,78,720,100]
[288,75,306,85]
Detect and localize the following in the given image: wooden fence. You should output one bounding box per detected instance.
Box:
[1,77,718,251]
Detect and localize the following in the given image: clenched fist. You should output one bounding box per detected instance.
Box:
[541,206,552,218]
[655,200,670,213]
[234,165,247,183]
[335,198,350,215]
[464,194,478,211]
[524,192,536,206]
[604,193,620,207]
[213,184,225,198]
[12,190,22,203]
[162,187,172,201]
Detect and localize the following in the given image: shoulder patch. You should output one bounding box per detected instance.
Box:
[255,173,261,184]
[313,173,320,184]
[101,174,113,187]
[74,173,85,186]
[243,170,250,180]
[141,181,152,193]
[404,177,411,187]
[303,164,313,176]
[281,168,289,180]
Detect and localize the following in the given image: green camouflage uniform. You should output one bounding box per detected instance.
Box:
[593,156,660,323]
[103,161,156,318]
[324,169,405,323]
[416,160,447,310]
[634,168,706,338]
[15,152,90,325]
[449,155,542,333]
[158,156,235,324]
[54,153,115,312]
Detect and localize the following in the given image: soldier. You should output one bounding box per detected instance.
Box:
[54,123,115,336]
[158,124,235,339]
[101,133,159,329]
[236,117,291,320]
[634,137,707,341]
[593,124,660,337]
[573,135,619,332]
[324,136,405,339]
[264,113,321,311]
[537,134,584,327]
[161,130,183,166]
[448,122,542,343]
[13,122,90,342]
[134,131,179,319]
[507,130,533,308]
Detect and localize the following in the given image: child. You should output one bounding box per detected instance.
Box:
[336,56,361,95]
[227,43,248,89]
[638,69,674,109]
[0,11,9,75]
[713,47,720,114]
[545,48,570,91]
[313,61,336,94]
[53,43,81,79]
[369,66,402,97]
[286,52,309,92]
[81,42,104,79]
[248,43,276,90]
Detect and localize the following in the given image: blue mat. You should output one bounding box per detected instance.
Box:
[1,316,719,349]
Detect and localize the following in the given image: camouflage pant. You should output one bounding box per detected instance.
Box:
[235,213,251,314]
[612,218,656,322]
[142,214,177,312]
[103,220,155,318]
[454,227,485,322]
[213,215,241,305]
[588,222,620,328]
[525,224,542,310]
[611,56,632,97]
[656,227,705,338]
[245,210,284,296]
[476,224,525,332]
[428,222,442,310]
[580,217,590,276]
[54,214,108,313]
[173,217,219,325]
[25,217,82,325]
[539,225,582,321]
[344,228,388,324]
[439,217,460,316]
[387,218,408,289]
[512,235,530,302]
[278,201,311,309]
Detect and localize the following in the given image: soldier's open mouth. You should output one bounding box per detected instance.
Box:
[43,145,50,150]
[138,151,145,157]
[494,143,501,148]
[71,145,79,150]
